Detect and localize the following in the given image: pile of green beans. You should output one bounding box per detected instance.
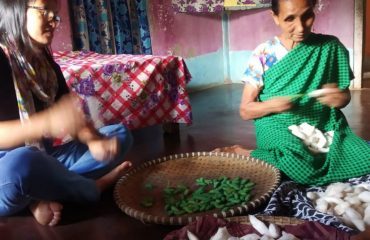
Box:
[163,176,255,216]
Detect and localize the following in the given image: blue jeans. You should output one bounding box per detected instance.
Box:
[0,124,132,216]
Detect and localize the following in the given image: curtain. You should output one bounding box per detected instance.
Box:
[171,0,271,13]
[70,0,152,54]
[171,0,224,13]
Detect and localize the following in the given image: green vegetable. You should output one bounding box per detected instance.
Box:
[163,176,255,216]
[144,182,155,191]
[140,196,155,208]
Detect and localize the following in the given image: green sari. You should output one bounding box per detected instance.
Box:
[251,33,370,186]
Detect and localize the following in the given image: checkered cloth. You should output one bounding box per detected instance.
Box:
[53,51,192,129]
[251,33,370,185]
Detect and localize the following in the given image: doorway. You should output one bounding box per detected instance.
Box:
[364,0,370,88]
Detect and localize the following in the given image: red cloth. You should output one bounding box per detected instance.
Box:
[164,216,352,240]
[53,51,192,129]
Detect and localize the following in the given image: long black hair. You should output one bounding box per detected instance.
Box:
[0,0,59,102]
[0,0,40,56]
[271,0,318,15]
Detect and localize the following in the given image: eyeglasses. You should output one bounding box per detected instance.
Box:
[27,5,61,27]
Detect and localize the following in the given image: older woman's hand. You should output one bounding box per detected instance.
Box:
[266,96,293,113]
[316,83,351,109]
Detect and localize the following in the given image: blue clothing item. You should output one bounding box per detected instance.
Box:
[0,124,132,216]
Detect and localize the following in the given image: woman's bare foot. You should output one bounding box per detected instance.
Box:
[96,161,132,192]
[30,201,63,226]
[212,145,252,156]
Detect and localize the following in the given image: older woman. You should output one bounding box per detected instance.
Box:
[216,0,370,186]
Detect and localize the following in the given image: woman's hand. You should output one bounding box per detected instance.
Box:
[87,137,120,162]
[316,83,351,108]
[265,96,293,113]
[42,94,86,138]
[240,84,292,120]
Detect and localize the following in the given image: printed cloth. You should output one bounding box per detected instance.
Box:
[172,0,224,13]
[250,33,370,185]
[172,0,271,12]
[263,174,370,234]
[53,51,192,130]
[71,0,151,54]
[0,41,57,149]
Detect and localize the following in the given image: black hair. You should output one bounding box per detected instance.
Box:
[0,0,35,54]
[0,0,59,100]
[271,0,318,15]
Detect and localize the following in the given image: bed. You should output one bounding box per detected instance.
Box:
[53,51,192,131]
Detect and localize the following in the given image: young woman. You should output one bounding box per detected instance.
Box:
[0,0,133,226]
[216,0,370,186]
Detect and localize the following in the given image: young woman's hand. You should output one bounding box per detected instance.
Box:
[87,137,120,162]
[316,83,351,108]
[42,94,86,138]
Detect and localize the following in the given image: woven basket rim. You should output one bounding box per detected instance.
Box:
[114,151,281,225]
[227,215,305,226]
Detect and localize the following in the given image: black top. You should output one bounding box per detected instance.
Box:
[0,47,70,121]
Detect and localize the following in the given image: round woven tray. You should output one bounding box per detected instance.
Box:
[114,152,281,225]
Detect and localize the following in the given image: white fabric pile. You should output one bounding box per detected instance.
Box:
[288,122,334,153]
[186,215,300,240]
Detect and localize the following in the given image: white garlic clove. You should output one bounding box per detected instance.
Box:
[345,207,363,220]
[227,237,239,240]
[248,215,270,236]
[187,230,199,240]
[363,205,370,225]
[277,231,300,240]
[358,191,370,203]
[268,223,281,238]
[210,227,232,240]
[315,198,329,213]
[354,186,366,194]
[352,219,366,232]
[340,214,355,228]
[323,196,344,205]
[306,191,318,201]
[239,233,260,240]
[299,122,315,136]
[260,235,274,240]
[345,196,361,206]
[355,183,370,191]
[334,202,350,215]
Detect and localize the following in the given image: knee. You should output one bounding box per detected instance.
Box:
[0,147,43,178]
[0,147,41,215]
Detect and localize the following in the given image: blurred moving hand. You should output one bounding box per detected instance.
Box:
[43,94,86,138]
[87,137,120,162]
[316,83,351,109]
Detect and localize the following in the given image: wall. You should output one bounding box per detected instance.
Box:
[148,0,355,90]
[53,1,356,90]
[51,1,73,51]
[148,0,224,90]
